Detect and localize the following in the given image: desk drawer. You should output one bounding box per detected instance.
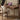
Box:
[0,8,2,13]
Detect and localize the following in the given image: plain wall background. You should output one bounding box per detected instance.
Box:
[6,0,19,7]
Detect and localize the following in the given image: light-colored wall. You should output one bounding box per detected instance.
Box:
[6,0,19,7]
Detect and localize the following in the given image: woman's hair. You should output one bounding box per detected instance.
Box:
[1,0,5,6]
[19,0,20,4]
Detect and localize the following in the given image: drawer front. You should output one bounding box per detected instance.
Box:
[0,8,2,13]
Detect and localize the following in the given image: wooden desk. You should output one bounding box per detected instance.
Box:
[5,5,18,9]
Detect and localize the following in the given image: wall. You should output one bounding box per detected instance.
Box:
[6,0,19,7]
[0,0,2,4]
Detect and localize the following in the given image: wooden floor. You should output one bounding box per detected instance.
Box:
[0,16,7,20]
[0,16,2,20]
[0,16,20,20]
